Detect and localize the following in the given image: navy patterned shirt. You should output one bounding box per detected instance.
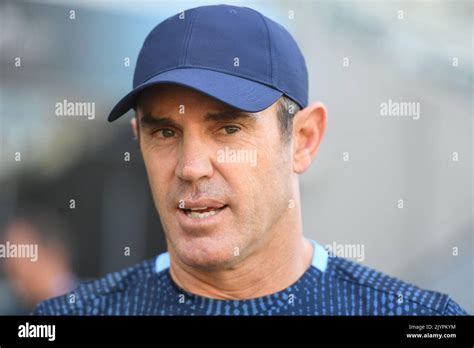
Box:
[32,240,468,315]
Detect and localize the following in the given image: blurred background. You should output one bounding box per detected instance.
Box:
[0,0,472,314]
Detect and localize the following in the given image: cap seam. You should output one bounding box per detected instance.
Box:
[253,10,273,85]
[178,13,189,66]
[181,9,199,66]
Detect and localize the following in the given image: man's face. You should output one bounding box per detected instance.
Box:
[136,84,294,270]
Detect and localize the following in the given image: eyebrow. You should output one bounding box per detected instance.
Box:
[138,114,179,128]
[203,110,257,122]
[139,109,257,128]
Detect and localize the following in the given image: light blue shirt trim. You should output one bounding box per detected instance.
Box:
[155,252,170,273]
[155,239,328,274]
[309,239,328,272]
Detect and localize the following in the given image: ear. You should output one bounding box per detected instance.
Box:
[292,102,327,174]
[131,116,138,140]
[131,115,142,152]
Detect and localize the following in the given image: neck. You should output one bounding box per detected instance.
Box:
[168,203,313,300]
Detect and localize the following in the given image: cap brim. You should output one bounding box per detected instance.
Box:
[108,68,283,122]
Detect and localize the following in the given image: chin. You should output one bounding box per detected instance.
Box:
[175,236,239,270]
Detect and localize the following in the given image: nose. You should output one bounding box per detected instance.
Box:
[175,133,214,182]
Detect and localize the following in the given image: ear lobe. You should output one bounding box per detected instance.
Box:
[292,103,327,174]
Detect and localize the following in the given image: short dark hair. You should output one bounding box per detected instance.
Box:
[277,96,300,142]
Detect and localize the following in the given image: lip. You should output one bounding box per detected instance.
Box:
[178,198,226,210]
[176,199,229,230]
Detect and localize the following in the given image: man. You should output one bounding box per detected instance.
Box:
[33,4,467,315]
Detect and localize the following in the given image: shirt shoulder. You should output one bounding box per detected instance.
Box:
[322,255,468,315]
[32,256,166,315]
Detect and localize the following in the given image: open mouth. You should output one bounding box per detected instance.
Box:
[180,206,227,219]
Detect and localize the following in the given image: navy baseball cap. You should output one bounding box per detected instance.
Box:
[108,4,308,122]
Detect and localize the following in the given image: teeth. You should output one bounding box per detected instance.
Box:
[189,207,208,211]
[186,209,219,219]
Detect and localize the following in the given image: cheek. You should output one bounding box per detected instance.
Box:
[142,151,175,204]
[254,145,292,210]
[221,155,276,217]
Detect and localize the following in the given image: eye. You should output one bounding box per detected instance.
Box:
[219,125,240,135]
[155,128,176,138]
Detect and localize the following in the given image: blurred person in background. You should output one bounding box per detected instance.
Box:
[0,209,77,314]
